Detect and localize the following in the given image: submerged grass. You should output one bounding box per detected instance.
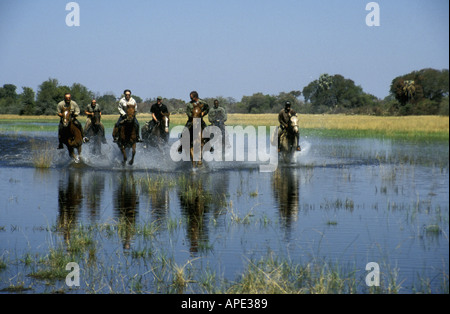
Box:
[31,140,53,168]
[1,218,448,294]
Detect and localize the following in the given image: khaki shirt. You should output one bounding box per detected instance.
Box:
[278,108,297,129]
[57,100,80,116]
[86,103,101,114]
[118,97,137,116]
[186,99,209,119]
[208,106,227,123]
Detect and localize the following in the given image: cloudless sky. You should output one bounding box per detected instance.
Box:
[0,0,448,102]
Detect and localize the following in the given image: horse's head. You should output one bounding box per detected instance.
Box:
[92,111,101,125]
[62,107,71,127]
[125,104,136,122]
[162,113,170,133]
[290,115,299,134]
[192,104,202,119]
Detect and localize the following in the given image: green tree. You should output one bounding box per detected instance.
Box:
[70,83,94,114]
[35,78,70,115]
[390,68,449,115]
[19,87,36,115]
[0,84,19,114]
[303,74,377,113]
[96,94,118,114]
[240,93,277,113]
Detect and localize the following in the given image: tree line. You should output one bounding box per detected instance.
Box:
[0,68,448,116]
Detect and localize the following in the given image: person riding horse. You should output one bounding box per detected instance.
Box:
[57,93,87,149]
[208,99,227,128]
[84,99,107,144]
[177,91,210,153]
[147,96,169,139]
[208,99,230,149]
[117,104,138,166]
[113,89,142,143]
[278,101,301,152]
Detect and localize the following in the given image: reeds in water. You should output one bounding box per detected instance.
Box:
[31,140,53,169]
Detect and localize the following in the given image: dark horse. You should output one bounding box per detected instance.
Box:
[85,111,105,155]
[60,106,83,162]
[116,104,137,166]
[190,104,204,168]
[141,113,170,150]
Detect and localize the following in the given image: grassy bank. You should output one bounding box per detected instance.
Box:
[1,114,448,140]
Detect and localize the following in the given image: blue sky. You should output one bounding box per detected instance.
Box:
[0,0,448,101]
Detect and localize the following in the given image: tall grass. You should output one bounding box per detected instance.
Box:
[31,140,53,168]
[2,114,448,140]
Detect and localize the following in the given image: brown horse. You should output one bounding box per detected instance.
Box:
[117,104,137,166]
[190,104,204,168]
[60,106,83,162]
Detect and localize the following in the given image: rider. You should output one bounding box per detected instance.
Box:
[84,99,107,143]
[278,101,301,152]
[113,89,142,143]
[208,99,227,126]
[208,99,230,148]
[57,93,87,149]
[148,96,169,133]
[177,91,209,152]
[185,91,209,130]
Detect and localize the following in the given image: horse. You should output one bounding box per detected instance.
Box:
[60,106,83,162]
[142,113,170,150]
[116,104,137,166]
[85,110,105,155]
[279,115,300,163]
[190,104,204,168]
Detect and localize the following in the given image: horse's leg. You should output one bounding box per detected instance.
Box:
[68,146,77,162]
[121,146,127,166]
[129,144,136,165]
[97,137,102,155]
[198,143,203,166]
[190,146,196,168]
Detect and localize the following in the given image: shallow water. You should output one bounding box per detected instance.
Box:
[0,130,448,293]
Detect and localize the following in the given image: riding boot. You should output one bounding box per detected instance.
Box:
[296,133,301,151]
[135,125,143,142]
[277,132,282,152]
[57,125,64,149]
[101,125,107,144]
[84,120,91,141]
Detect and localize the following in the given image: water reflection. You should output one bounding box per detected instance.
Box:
[84,171,105,221]
[147,182,170,230]
[178,173,210,254]
[113,171,139,250]
[272,167,300,238]
[57,169,84,242]
[178,172,229,254]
